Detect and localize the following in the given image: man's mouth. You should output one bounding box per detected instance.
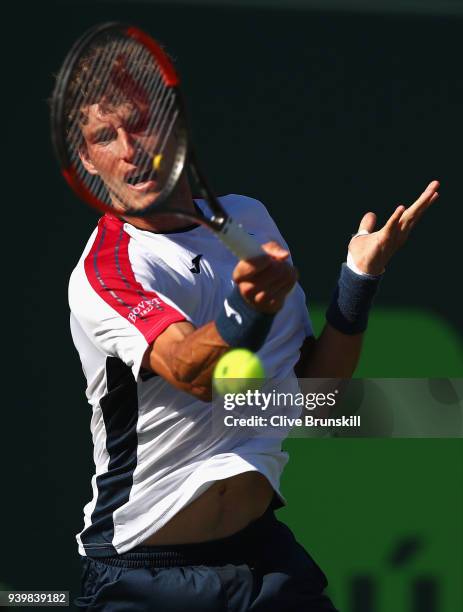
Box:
[125,169,155,186]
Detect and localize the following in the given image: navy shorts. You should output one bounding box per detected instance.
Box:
[75,506,338,611]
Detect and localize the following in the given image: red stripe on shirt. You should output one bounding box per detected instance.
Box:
[84,215,186,344]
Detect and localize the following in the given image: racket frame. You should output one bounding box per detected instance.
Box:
[51,22,263,259]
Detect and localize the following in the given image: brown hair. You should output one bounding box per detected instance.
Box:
[63,32,160,150]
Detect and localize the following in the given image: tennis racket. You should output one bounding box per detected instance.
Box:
[50,22,262,260]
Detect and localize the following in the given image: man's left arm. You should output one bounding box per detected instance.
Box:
[296,180,440,378]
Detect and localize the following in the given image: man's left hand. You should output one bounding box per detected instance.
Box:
[348,180,440,276]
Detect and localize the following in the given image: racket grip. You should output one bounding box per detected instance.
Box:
[219,217,263,260]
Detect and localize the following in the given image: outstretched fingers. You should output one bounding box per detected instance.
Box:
[414,180,440,206]
[383,205,406,234]
[400,180,440,231]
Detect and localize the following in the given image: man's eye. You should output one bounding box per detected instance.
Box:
[95,130,116,144]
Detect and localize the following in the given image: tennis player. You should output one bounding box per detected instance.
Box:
[68,39,439,612]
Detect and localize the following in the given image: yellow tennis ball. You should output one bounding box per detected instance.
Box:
[213,349,265,395]
[153,154,163,170]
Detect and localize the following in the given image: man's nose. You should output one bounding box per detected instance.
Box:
[118,129,136,161]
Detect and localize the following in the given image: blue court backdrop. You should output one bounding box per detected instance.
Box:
[3,1,462,610]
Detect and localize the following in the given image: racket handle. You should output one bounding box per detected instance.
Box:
[219,217,263,260]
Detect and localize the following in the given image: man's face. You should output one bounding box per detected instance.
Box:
[79,101,169,212]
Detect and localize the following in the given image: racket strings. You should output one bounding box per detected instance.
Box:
[64,31,180,211]
[67,36,132,206]
[119,43,180,183]
[66,35,136,205]
[66,34,125,147]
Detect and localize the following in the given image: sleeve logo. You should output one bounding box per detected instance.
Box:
[128,297,164,322]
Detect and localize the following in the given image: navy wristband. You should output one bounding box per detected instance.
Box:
[326,263,382,335]
[215,286,275,351]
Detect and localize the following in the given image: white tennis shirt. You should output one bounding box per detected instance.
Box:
[69,194,313,556]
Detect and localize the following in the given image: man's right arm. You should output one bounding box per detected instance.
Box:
[142,320,228,401]
[142,241,298,401]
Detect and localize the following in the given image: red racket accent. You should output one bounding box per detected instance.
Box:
[109,55,151,107]
[125,26,179,88]
[62,166,109,215]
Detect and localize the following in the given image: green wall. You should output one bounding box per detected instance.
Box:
[280,307,462,611]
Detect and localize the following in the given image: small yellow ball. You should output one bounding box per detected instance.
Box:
[153,154,163,171]
[213,349,265,395]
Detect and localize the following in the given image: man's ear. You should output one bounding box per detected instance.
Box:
[79,148,99,175]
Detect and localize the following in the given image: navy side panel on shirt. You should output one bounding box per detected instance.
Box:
[80,357,139,557]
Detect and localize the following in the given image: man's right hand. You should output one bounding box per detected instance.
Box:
[143,241,298,399]
[232,241,299,314]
